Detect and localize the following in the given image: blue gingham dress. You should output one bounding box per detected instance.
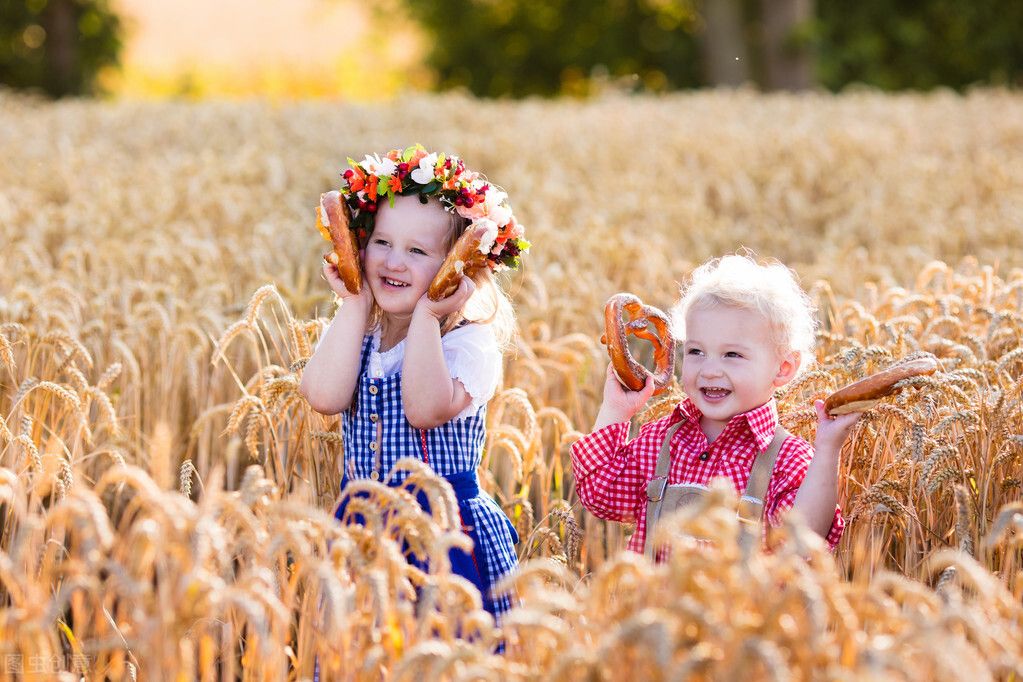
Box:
[337,332,519,617]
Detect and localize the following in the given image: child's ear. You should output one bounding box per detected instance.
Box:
[773,351,800,386]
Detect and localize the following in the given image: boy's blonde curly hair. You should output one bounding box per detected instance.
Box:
[670,253,817,376]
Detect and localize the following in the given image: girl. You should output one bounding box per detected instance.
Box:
[300,145,529,618]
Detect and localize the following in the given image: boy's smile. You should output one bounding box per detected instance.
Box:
[681,304,799,442]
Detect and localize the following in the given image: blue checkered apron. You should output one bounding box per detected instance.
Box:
[334,334,519,618]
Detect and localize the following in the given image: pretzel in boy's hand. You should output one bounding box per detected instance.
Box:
[601,293,676,395]
[316,190,362,294]
[824,356,938,416]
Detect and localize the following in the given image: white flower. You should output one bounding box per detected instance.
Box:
[410,153,438,184]
[474,218,499,254]
[484,189,511,226]
[361,154,397,179]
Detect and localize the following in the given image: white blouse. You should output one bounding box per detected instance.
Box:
[366,323,503,421]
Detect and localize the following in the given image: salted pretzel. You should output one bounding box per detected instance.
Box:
[316,190,362,294]
[427,224,494,301]
[824,356,938,416]
[600,293,676,393]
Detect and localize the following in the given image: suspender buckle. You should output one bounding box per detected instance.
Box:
[646,475,669,503]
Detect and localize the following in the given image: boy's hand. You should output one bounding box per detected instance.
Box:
[813,399,861,451]
[415,275,476,321]
[592,363,656,430]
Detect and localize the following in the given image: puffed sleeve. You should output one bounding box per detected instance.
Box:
[442,324,503,417]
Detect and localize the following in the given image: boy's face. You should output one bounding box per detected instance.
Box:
[681,304,799,436]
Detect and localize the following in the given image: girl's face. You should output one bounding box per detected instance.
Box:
[680,304,799,436]
[364,195,453,316]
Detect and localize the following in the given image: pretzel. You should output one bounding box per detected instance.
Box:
[824,356,938,416]
[316,190,362,294]
[427,224,494,301]
[600,293,676,393]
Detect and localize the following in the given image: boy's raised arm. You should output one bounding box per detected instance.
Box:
[790,399,861,540]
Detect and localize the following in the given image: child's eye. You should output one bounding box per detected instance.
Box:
[725,351,744,358]
[410,247,426,255]
[373,239,389,246]
[686,348,703,356]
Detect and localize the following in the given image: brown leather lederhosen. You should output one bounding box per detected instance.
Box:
[643,420,791,558]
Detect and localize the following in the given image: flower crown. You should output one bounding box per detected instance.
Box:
[339,144,530,272]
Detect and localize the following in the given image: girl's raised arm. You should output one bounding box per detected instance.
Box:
[299,262,372,415]
[402,277,476,429]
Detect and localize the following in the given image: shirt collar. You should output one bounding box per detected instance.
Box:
[673,396,780,453]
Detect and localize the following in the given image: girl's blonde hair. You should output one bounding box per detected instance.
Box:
[670,253,817,376]
[366,203,516,349]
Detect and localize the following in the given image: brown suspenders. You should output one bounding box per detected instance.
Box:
[643,420,791,558]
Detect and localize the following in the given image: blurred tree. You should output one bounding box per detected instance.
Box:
[400,0,704,96]
[814,0,1023,89]
[698,0,749,85]
[0,0,122,97]
[760,0,813,90]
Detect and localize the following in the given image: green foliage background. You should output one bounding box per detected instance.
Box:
[814,0,1023,90]
[0,0,1021,97]
[0,0,121,97]
[402,0,1023,96]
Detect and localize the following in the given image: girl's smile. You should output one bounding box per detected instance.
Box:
[364,195,454,315]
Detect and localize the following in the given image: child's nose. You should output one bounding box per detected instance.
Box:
[700,360,723,377]
[384,250,406,270]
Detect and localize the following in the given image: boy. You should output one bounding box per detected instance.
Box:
[571,255,860,555]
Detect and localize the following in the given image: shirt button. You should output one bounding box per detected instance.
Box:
[699,451,710,461]
[370,470,379,480]
[369,441,378,451]
[370,414,378,423]
[368,385,378,395]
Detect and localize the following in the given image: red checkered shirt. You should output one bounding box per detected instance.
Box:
[571,397,844,553]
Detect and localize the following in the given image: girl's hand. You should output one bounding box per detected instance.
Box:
[416,275,476,321]
[813,399,862,451]
[592,363,656,429]
[322,261,372,308]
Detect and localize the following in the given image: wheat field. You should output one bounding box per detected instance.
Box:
[2,88,1023,679]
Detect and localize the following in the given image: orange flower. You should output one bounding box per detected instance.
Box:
[386,149,400,161]
[367,175,379,201]
[409,148,426,168]
[349,166,366,192]
[389,176,402,194]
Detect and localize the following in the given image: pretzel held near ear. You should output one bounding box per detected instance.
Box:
[316,190,362,294]
[824,356,938,416]
[601,293,676,394]
[428,224,494,301]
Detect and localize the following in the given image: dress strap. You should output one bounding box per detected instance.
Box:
[348,335,375,417]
